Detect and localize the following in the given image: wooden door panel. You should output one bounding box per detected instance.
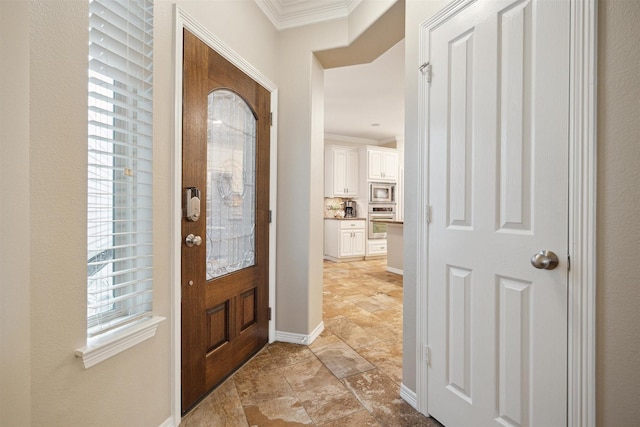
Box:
[181,29,270,414]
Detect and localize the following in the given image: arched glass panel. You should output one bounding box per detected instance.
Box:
[206,89,256,279]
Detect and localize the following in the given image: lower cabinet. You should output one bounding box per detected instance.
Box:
[367,239,387,256]
[324,219,366,261]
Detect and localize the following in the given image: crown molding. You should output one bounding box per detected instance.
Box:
[254,0,361,31]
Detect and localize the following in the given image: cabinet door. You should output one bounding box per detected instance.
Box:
[352,229,366,256]
[340,230,355,257]
[368,150,384,180]
[382,151,398,181]
[332,149,348,196]
[326,148,358,197]
[345,149,359,196]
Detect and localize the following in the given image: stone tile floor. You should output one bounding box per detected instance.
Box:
[180,258,442,426]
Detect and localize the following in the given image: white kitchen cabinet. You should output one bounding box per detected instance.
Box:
[367,239,388,256]
[365,148,398,182]
[324,147,359,197]
[324,219,366,261]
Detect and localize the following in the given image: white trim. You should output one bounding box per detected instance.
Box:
[158,416,175,427]
[324,133,398,146]
[75,316,165,369]
[269,92,278,343]
[567,1,597,426]
[254,0,362,31]
[275,321,325,345]
[386,266,403,275]
[400,383,417,409]
[324,133,379,145]
[172,5,279,421]
[414,0,597,421]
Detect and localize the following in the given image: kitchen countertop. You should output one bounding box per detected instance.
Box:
[324,217,366,220]
[370,219,404,225]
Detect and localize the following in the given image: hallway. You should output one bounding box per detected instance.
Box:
[180,259,440,426]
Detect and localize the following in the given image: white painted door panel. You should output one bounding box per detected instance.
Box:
[426,1,569,426]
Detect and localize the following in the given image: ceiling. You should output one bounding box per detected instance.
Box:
[324,40,404,142]
[255,0,405,143]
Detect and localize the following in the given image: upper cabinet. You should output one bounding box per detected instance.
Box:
[363,147,398,182]
[325,146,359,197]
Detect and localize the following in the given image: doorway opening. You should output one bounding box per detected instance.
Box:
[320,36,406,395]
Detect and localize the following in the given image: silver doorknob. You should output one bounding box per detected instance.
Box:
[185,234,202,247]
[530,250,559,270]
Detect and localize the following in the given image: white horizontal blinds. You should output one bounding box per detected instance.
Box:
[87,0,153,338]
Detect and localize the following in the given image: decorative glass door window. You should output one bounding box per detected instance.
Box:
[206,89,256,279]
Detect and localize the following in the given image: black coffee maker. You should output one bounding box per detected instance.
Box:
[344,201,356,218]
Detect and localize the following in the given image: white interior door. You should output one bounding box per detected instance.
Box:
[425,0,569,426]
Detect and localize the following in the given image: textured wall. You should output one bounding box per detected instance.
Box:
[27,1,171,425]
[0,0,32,425]
[1,0,280,425]
[596,0,640,425]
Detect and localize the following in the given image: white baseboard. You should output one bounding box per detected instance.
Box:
[158,416,175,427]
[275,321,324,345]
[386,266,404,275]
[400,383,417,408]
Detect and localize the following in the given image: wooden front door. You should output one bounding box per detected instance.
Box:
[181,29,270,414]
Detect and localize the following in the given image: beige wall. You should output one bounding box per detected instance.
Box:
[0,0,279,425]
[402,0,640,424]
[274,4,397,334]
[7,0,636,424]
[596,0,640,424]
[0,0,396,424]
[0,1,32,425]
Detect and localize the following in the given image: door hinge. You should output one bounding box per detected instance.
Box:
[268,307,272,321]
[269,210,272,223]
[567,253,571,272]
[423,345,431,365]
[419,62,432,84]
[270,112,273,126]
[426,205,432,224]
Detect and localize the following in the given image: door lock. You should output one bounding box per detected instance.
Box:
[184,187,201,222]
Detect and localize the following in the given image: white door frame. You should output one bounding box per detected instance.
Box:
[414,1,597,426]
[171,6,279,421]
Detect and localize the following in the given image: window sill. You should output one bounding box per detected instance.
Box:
[75,316,165,369]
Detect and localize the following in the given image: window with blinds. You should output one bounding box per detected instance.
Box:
[87,0,153,339]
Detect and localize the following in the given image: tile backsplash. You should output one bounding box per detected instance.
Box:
[324,197,346,218]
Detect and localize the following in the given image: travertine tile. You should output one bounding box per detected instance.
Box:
[308,332,341,351]
[318,409,382,427]
[356,342,403,386]
[243,395,314,426]
[310,338,375,378]
[267,341,316,368]
[280,358,363,425]
[342,369,433,426]
[180,378,248,427]
[325,316,382,349]
[233,359,295,405]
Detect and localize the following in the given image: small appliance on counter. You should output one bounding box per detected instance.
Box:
[344,200,357,218]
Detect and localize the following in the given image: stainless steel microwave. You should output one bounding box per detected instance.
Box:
[369,182,395,203]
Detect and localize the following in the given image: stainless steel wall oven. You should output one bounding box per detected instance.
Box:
[368,204,395,239]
